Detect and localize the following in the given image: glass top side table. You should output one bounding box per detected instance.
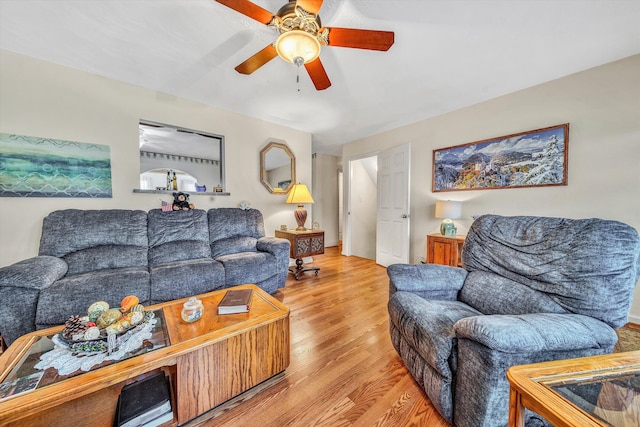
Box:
[507,350,640,427]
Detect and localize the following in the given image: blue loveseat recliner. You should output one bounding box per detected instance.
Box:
[0,208,290,347]
[387,215,640,427]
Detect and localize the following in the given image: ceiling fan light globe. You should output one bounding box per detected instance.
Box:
[275,30,321,64]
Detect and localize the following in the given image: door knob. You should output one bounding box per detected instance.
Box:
[401,214,408,219]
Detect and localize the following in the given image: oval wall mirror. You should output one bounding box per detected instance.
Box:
[260,141,295,194]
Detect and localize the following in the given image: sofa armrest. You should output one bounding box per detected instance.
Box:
[257,237,291,290]
[0,256,68,346]
[454,312,618,353]
[257,236,290,259]
[0,256,68,290]
[387,263,467,300]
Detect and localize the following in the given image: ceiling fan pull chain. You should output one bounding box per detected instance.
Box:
[294,56,304,92]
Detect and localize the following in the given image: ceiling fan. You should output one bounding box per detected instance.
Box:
[215,0,394,90]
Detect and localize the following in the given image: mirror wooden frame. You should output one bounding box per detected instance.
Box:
[260,141,296,194]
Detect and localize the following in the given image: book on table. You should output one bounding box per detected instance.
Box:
[114,371,173,427]
[217,289,253,314]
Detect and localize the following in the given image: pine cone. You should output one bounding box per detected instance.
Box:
[62,315,88,340]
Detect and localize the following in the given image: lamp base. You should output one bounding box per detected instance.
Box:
[294,205,308,231]
[440,219,456,236]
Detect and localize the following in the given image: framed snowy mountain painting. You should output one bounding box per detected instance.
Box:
[432,124,569,192]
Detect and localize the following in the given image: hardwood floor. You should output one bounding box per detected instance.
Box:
[186,247,450,427]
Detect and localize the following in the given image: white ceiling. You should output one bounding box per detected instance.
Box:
[1,0,639,156]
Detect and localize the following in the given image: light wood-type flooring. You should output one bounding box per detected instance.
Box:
[187,247,640,427]
[186,246,450,427]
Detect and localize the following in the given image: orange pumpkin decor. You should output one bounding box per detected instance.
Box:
[120,295,140,313]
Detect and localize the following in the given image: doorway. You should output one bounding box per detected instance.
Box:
[343,144,411,265]
[344,155,378,260]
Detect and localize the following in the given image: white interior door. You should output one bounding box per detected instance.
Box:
[376,144,411,266]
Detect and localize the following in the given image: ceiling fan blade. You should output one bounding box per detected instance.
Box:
[304,57,331,90]
[295,0,324,15]
[325,27,394,51]
[234,45,278,74]
[215,0,274,24]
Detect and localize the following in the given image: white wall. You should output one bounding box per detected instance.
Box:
[311,153,339,247]
[0,49,313,266]
[342,55,640,321]
[350,158,377,260]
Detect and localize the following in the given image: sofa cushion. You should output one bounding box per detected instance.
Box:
[460,271,568,316]
[215,252,277,285]
[39,209,149,273]
[150,258,225,302]
[39,209,148,257]
[211,236,257,258]
[148,209,211,265]
[36,267,150,327]
[64,245,148,276]
[462,215,640,328]
[208,208,265,251]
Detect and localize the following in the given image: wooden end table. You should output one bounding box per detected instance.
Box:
[507,350,640,427]
[275,229,324,279]
[0,284,290,427]
[426,233,465,267]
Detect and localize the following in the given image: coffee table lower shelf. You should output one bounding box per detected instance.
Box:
[0,284,290,427]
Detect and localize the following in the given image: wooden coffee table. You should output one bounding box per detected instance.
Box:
[0,284,289,426]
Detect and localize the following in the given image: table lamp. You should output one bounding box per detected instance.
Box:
[286,183,314,231]
[435,200,462,236]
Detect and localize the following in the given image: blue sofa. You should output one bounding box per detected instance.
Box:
[388,215,640,427]
[0,208,290,347]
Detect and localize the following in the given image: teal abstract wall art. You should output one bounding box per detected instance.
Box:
[0,133,112,198]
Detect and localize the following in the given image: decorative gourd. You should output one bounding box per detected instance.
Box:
[87,301,110,322]
[97,309,122,329]
[83,326,101,341]
[105,311,144,334]
[120,295,140,313]
[130,304,145,312]
[129,311,144,325]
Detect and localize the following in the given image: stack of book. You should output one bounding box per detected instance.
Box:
[114,372,173,427]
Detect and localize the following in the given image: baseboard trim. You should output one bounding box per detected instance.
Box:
[628,314,640,325]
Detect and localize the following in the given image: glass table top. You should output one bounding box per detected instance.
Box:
[546,369,640,426]
[0,309,169,397]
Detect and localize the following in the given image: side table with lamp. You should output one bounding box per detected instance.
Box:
[435,200,462,236]
[428,200,465,267]
[277,183,324,279]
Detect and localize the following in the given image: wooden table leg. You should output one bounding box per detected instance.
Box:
[289,258,320,280]
[509,387,526,427]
